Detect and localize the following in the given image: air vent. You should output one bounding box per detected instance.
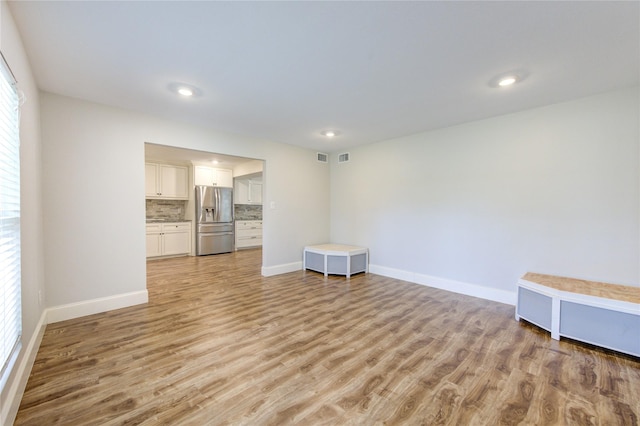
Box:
[317,152,328,163]
[338,152,350,163]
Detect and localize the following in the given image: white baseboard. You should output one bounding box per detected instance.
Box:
[2,309,47,426]
[261,261,302,277]
[46,290,149,324]
[369,264,516,305]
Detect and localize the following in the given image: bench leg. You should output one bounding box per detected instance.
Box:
[551,297,560,340]
[323,254,328,277]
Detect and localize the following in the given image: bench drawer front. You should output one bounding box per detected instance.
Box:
[517,287,552,332]
[560,301,640,357]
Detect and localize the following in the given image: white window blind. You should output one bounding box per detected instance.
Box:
[0,52,21,381]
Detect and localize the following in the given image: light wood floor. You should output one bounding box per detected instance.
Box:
[15,249,640,425]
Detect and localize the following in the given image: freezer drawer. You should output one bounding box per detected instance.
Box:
[196,232,234,255]
[198,223,233,233]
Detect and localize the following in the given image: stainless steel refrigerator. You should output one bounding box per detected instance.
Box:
[195,185,234,255]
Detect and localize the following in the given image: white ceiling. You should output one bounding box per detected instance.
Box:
[8,1,639,153]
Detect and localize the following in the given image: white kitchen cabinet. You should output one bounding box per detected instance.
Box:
[234,180,249,204]
[145,163,189,199]
[218,169,233,187]
[194,166,215,186]
[194,166,233,187]
[146,222,192,257]
[235,220,262,249]
[145,224,162,257]
[234,178,262,204]
[249,181,262,204]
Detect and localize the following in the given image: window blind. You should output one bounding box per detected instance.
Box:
[0,52,20,381]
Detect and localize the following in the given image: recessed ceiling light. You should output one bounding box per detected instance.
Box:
[211,160,219,165]
[168,82,202,98]
[489,71,527,88]
[321,130,341,138]
[498,76,517,87]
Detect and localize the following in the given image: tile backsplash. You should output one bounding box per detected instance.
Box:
[146,199,186,221]
[147,200,261,221]
[235,204,262,220]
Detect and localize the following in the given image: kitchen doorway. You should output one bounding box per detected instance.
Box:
[144,142,265,273]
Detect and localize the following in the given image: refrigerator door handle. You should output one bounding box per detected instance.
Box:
[214,189,219,222]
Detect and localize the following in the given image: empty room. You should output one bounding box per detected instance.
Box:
[1,1,638,425]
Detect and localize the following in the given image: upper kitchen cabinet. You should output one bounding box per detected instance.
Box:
[145,162,189,199]
[234,175,262,205]
[250,181,262,204]
[194,166,233,187]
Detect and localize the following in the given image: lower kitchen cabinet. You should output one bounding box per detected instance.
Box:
[146,226,162,257]
[146,222,192,257]
[235,220,262,249]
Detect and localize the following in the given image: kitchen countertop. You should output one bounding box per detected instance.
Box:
[146,219,192,223]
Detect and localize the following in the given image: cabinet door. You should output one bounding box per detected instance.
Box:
[215,169,233,188]
[162,230,191,255]
[195,166,233,187]
[160,165,188,198]
[146,232,162,257]
[234,179,249,204]
[194,166,216,186]
[145,163,159,197]
[250,182,262,204]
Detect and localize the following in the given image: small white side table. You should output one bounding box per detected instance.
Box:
[303,244,368,278]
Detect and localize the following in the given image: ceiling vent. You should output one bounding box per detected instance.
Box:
[338,152,350,163]
[316,152,328,163]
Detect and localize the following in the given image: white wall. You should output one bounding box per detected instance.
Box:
[0,1,45,424]
[233,159,263,177]
[40,92,330,306]
[330,87,639,301]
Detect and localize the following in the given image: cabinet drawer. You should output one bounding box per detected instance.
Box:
[162,223,191,232]
[236,220,262,230]
[237,236,262,247]
[146,224,162,232]
[236,228,262,238]
[146,222,191,232]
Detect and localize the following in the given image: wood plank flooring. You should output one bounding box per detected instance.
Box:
[15,249,640,425]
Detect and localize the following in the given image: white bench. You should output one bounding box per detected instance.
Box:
[303,244,368,278]
[516,272,640,357]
